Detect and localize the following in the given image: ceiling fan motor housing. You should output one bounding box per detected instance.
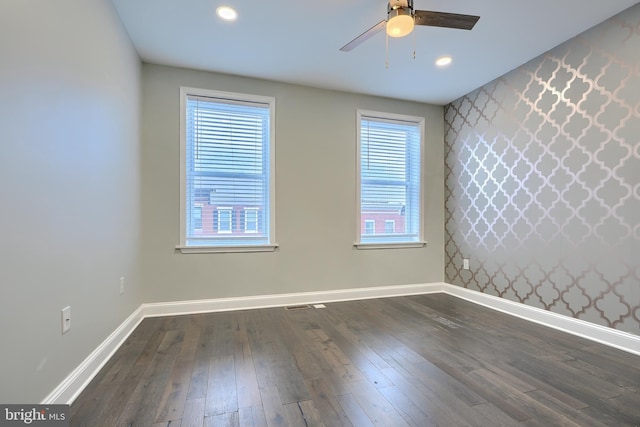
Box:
[388,0,413,10]
[387,0,414,37]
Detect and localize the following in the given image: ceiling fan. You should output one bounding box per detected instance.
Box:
[340,0,480,52]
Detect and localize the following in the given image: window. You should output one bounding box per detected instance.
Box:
[384,220,395,234]
[193,206,203,230]
[178,88,277,253]
[216,208,233,233]
[244,208,258,233]
[364,220,375,235]
[356,110,425,248]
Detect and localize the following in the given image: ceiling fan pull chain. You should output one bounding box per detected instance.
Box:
[385,32,389,68]
[412,29,416,59]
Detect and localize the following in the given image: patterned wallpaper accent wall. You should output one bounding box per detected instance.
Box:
[444,4,640,335]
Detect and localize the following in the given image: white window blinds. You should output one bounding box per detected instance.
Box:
[358,111,424,245]
[181,89,275,249]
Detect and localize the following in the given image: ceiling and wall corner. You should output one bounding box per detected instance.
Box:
[444,4,640,336]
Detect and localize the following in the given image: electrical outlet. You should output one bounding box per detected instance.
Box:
[120,277,125,295]
[463,258,470,270]
[61,306,71,334]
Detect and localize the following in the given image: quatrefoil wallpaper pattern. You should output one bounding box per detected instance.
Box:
[445,4,640,335]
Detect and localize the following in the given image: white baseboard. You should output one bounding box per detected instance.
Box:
[142,282,445,318]
[441,284,640,356]
[41,306,145,405]
[44,281,640,405]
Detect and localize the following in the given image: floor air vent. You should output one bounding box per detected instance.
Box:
[284,304,312,311]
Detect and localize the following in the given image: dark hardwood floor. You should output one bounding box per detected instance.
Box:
[70,294,640,426]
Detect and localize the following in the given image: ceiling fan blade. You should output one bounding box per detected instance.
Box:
[414,10,480,30]
[340,20,386,52]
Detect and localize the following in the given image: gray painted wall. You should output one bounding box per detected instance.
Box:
[445,4,640,335]
[0,0,142,402]
[141,64,444,303]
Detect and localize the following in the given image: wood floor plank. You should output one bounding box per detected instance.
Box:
[326,302,428,368]
[306,328,366,384]
[467,367,585,426]
[204,411,240,427]
[68,382,120,426]
[564,354,640,389]
[580,404,640,427]
[187,355,210,401]
[283,400,324,427]
[205,354,238,416]
[312,306,389,368]
[156,321,201,422]
[232,313,262,410]
[344,380,411,426]
[297,400,325,427]
[291,349,325,381]
[246,311,312,406]
[187,318,216,400]
[470,403,520,427]
[307,311,394,388]
[117,330,185,426]
[152,421,180,427]
[524,389,608,427]
[70,295,640,427]
[238,406,268,427]
[234,354,261,409]
[578,343,640,370]
[509,354,625,401]
[377,385,437,426]
[245,311,279,390]
[391,346,531,422]
[336,393,374,427]
[588,391,640,426]
[259,386,289,427]
[270,355,311,405]
[489,359,588,410]
[388,352,487,407]
[181,397,205,427]
[155,358,196,423]
[304,378,354,427]
[380,364,488,427]
[96,338,148,385]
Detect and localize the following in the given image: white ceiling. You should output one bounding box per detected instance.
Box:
[110,0,640,105]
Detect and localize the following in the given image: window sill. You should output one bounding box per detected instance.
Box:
[353,241,427,250]
[176,244,279,254]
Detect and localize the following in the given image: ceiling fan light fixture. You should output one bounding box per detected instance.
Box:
[386,8,414,38]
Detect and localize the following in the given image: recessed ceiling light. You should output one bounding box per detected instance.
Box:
[436,56,452,67]
[216,6,238,21]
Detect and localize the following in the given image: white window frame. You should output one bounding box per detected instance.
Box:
[177,87,278,253]
[364,220,375,235]
[355,109,426,249]
[244,208,259,234]
[193,205,203,230]
[384,219,395,234]
[217,207,233,234]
